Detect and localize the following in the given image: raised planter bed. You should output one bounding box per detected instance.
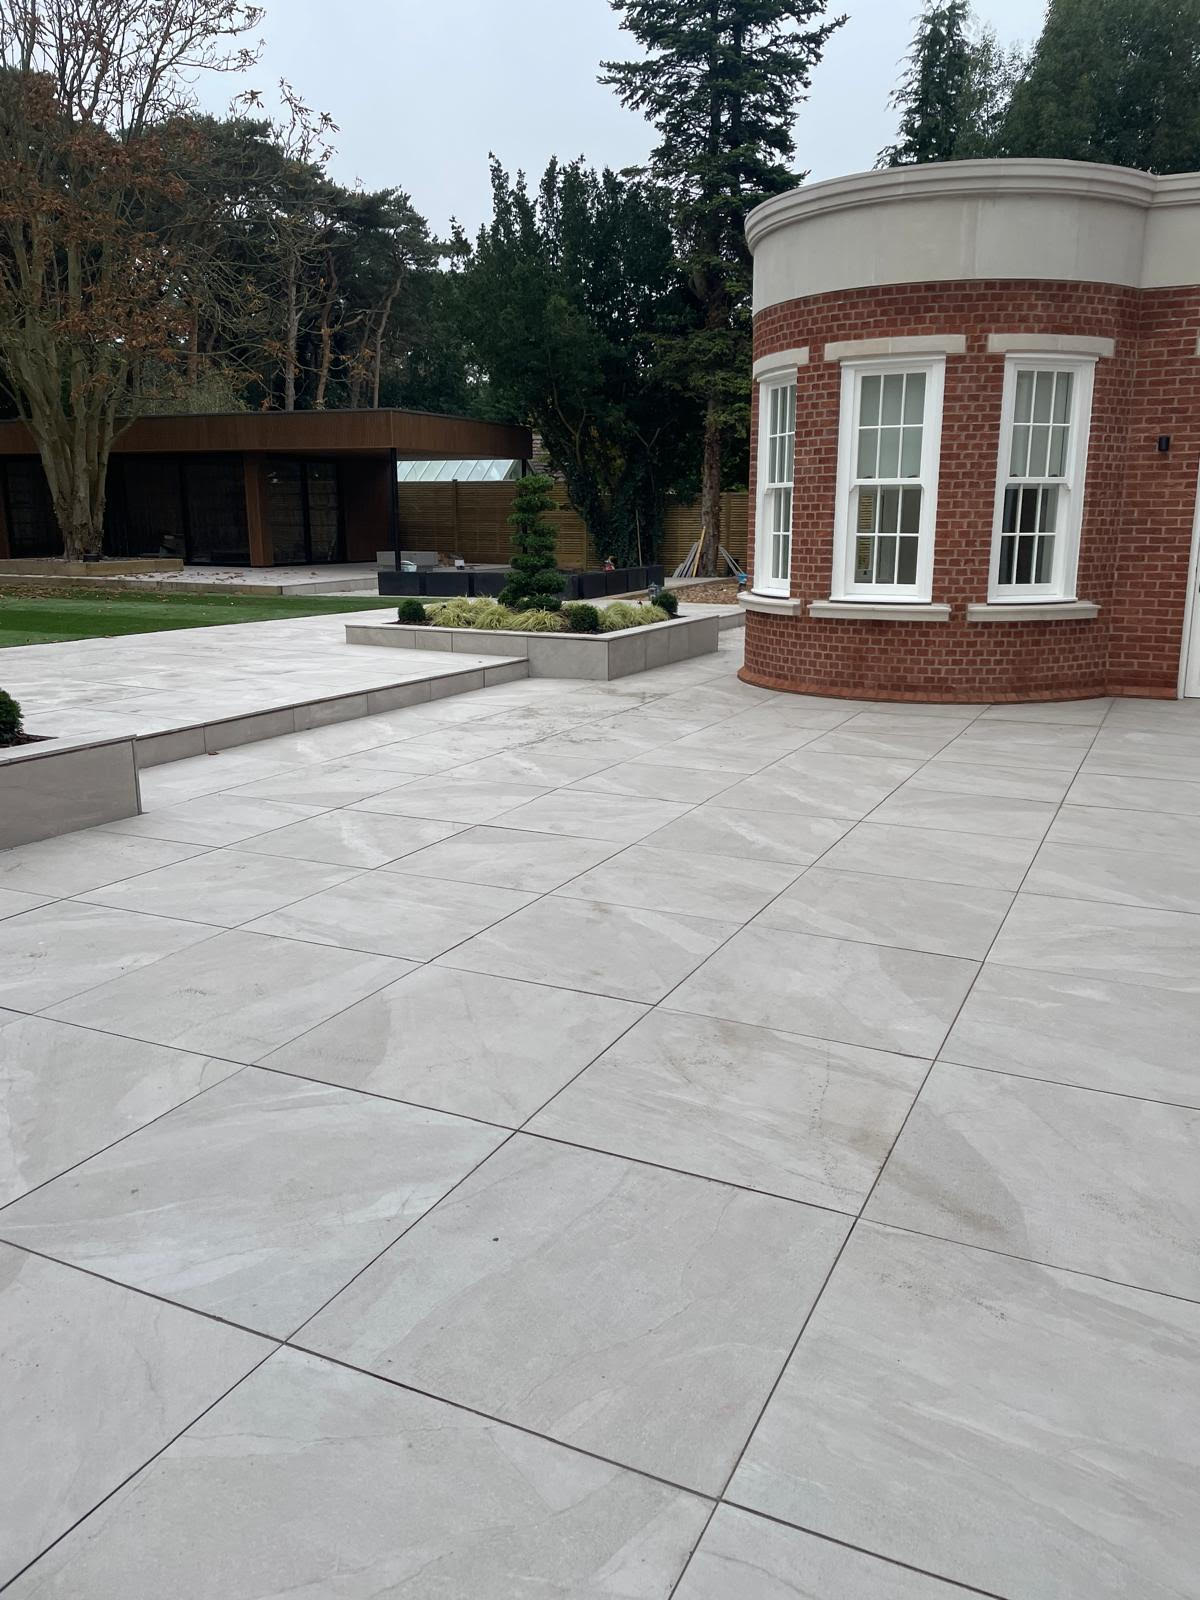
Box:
[0,733,141,848]
[378,564,665,601]
[344,611,720,680]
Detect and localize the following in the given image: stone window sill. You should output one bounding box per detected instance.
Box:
[740,592,806,617]
[810,599,952,622]
[966,600,1100,622]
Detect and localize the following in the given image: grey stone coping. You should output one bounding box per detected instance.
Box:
[345,613,721,680]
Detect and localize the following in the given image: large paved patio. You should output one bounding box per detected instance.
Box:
[1,630,1198,1597]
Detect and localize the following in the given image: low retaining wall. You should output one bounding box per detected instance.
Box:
[0,734,141,848]
[344,613,720,680]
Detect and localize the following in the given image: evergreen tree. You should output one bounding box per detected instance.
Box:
[455,157,695,565]
[1002,0,1200,173]
[602,0,845,575]
[499,474,567,611]
[879,2,1024,166]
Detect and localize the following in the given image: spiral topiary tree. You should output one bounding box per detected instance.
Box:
[499,473,566,611]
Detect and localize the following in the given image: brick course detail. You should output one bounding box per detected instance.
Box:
[742,280,1200,701]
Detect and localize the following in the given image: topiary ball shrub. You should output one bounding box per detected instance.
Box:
[0,689,23,747]
[563,602,601,633]
[655,589,680,618]
[396,598,428,625]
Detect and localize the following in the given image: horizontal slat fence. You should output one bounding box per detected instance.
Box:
[394,482,748,573]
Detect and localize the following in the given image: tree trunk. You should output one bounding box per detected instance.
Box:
[283,259,300,412]
[314,251,338,410]
[697,397,723,576]
[371,287,397,409]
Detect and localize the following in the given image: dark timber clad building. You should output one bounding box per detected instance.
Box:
[0,410,532,567]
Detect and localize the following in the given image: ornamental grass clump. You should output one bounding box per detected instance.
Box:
[427,597,565,632]
[498,474,566,612]
[600,601,667,631]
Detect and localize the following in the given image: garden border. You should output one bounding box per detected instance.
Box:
[343,612,721,680]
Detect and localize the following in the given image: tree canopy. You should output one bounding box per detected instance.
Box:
[1002,0,1200,173]
[453,156,697,565]
[880,0,1200,174]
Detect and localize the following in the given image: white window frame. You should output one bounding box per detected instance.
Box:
[752,368,797,596]
[988,354,1096,603]
[832,355,945,604]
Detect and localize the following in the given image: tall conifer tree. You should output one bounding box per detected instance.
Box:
[602,1,844,574]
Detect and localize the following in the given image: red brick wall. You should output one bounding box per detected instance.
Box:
[743,279,1200,701]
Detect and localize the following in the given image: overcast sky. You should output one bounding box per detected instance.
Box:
[198,0,1048,237]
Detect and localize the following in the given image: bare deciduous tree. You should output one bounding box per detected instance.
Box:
[0,0,262,558]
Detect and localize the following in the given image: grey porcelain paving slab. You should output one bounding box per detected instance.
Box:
[977,697,1112,725]
[817,822,1036,891]
[804,725,960,762]
[247,870,536,961]
[350,776,550,824]
[632,728,823,773]
[944,721,1095,764]
[79,848,360,927]
[1085,729,1200,781]
[234,809,462,868]
[866,786,1058,841]
[864,700,990,720]
[261,966,643,1124]
[756,868,1012,959]
[442,896,735,1003]
[301,1135,848,1493]
[497,789,692,844]
[930,739,1084,776]
[528,1009,925,1211]
[666,924,977,1058]
[1025,840,1200,914]
[675,1506,967,1599]
[842,711,980,735]
[866,1061,1200,1296]
[0,1068,503,1336]
[0,1245,269,1589]
[728,1223,1200,1600]
[225,760,417,808]
[0,887,52,921]
[46,929,407,1061]
[0,1014,239,1204]
[988,894,1200,993]
[718,753,917,820]
[943,963,1200,1106]
[642,803,850,866]
[444,747,617,787]
[1047,802,1197,854]
[0,830,205,897]
[555,845,799,923]
[5,1347,708,1600]
[905,757,1073,802]
[569,760,742,804]
[0,902,213,1013]
[383,824,620,892]
[99,793,324,847]
[135,750,302,805]
[1067,769,1200,815]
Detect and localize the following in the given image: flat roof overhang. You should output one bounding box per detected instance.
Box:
[0,408,532,461]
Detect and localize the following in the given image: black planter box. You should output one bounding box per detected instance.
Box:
[379,565,665,601]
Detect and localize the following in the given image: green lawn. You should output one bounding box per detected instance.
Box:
[0,589,398,648]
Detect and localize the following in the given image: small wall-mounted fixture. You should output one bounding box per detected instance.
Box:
[1158,435,1172,453]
